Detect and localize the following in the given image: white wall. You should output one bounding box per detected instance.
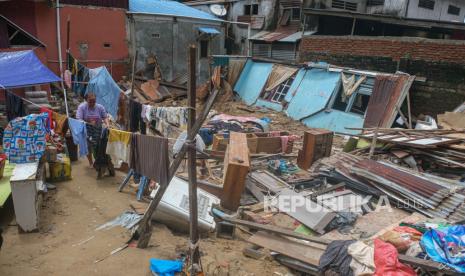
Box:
[406,0,465,22]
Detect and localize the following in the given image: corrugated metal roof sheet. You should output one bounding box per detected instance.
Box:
[250,29,314,42]
[198,26,221,34]
[129,0,222,21]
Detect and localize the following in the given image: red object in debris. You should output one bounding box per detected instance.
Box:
[374,239,416,276]
[0,153,7,179]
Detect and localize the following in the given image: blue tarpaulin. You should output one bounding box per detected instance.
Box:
[85,67,121,119]
[149,258,183,276]
[0,50,61,88]
[421,225,465,273]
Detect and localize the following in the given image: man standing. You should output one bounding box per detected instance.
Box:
[76,92,109,167]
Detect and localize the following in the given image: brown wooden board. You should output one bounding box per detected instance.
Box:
[298,129,333,170]
[248,231,324,266]
[221,132,250,211]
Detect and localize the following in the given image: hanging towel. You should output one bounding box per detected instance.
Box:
[3,113,48,163]
[64,69,72,88]
[129,100,146,134]
[93,127,110,170]
[106,129,131,166]
[341,73,367,102]
[68,118,88,157]
[40,106,53,130]
[5,91,25,122]
[52,112,68,136]
[130,133,168,185]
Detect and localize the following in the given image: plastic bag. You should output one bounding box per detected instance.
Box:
[374,239,416,276]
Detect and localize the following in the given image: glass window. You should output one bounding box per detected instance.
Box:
[261,76,296,103]
[418,0,435,10]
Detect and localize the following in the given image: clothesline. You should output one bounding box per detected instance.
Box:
[5,91,277,145]
[3,91,204,142]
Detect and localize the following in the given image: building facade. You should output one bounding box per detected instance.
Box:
[185,0,279,55]
[0,0,129,80]
[303,0,465,22]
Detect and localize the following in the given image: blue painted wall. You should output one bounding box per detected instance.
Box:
[285,68,340,120]
[234,60,273,105]
[302,110,364,134]
[255,99,283,112]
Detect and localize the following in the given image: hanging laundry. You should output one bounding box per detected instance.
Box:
[3,113,48,163]
[148,106,189,129]
[5,91,25,121]
[40,106,53,130]
[88,66,103,80]
[106,128,131,167]
[86,67,121,119]
[86,124,102,154]
[341,73,367,102]
[130,133,168,185]
[67,52,91,96]
[64,69,72,88]
[129,99,146,134]
[68,118,88,157]
[52,112,68,136]
[93,127,113,176]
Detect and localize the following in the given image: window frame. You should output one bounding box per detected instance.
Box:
[200,40,209,59]
[261,75,296,103]
[418,0,435,10]
[327,74,371,117]
[448,4,460,15]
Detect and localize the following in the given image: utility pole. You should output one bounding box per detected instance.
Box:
[187,45,201,275]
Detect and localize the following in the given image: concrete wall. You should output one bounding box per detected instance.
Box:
[366,0,407,16]
[0,1,129,80]
[300,35,465,116]
[406,0,465,22]
[131,14,224,83]
[304,0,465,21]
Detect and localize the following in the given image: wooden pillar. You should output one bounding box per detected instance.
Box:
[187,45,200,274]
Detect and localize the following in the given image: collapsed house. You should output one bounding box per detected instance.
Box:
[229,57,414,134]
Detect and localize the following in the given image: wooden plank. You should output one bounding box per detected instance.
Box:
[273,188,336,234]
[248,232,324,266]
[221,132,250,211]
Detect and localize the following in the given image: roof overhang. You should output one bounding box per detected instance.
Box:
[0,15,47,47]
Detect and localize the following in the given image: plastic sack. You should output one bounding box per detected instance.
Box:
[421,225,465,273]
[149,258,183,276]
[380,226,422,253]
[374,239,416,276]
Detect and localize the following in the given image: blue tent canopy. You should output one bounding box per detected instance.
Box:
[0,50,61,88]
[86,66,121,119]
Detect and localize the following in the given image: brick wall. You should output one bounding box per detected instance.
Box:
[300,36,465,116]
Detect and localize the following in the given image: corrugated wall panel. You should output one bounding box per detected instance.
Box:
[271,43,296,60]
[252,43,271,58]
